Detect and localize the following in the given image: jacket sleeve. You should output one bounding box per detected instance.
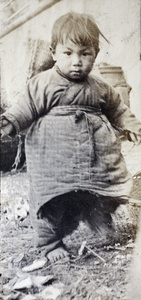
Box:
[102,85,141,136]
[2,74,48,133]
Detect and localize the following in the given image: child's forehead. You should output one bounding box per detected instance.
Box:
[56,41,95,51]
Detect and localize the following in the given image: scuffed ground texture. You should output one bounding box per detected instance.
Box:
[1,141,141,300]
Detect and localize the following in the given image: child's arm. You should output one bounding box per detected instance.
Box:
[1,73,49,134]
[103,85,141,144]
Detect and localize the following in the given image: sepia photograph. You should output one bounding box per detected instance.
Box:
[0,0,141,299]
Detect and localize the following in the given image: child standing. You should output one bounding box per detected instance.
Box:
[1,12,141,262]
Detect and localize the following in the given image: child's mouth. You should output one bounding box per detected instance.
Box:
[71,69,81,72]
[70,70,82,76]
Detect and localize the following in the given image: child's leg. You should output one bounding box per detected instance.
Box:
[35,209,67,262]
[36,192,81,262]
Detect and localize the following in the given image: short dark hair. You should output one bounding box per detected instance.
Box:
[51,12,108,54]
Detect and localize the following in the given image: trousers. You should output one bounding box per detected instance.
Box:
[34,191,126,250]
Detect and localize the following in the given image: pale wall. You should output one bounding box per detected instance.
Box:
[1,0,141,120]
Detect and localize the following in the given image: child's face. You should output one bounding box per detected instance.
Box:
[51,41,97,80]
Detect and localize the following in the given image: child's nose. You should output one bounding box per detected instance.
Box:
[72,54,82,66]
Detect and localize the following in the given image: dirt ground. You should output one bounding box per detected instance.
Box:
[1,141,141,300]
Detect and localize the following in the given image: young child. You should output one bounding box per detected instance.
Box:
[1,12,141,263]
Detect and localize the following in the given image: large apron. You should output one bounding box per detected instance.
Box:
[25,105,132,226]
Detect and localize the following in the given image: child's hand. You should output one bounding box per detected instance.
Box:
[128,132,141,145]
[0,118,14,138]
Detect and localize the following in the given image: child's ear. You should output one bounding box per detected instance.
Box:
[95,48,100,59]
[49,46,56,61]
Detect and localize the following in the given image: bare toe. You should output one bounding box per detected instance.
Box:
[47,246,69,263]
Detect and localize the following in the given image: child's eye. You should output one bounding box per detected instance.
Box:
[63,51,71,56]
[82,52,91,56]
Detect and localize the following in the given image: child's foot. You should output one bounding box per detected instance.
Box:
[47,246,69,263]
